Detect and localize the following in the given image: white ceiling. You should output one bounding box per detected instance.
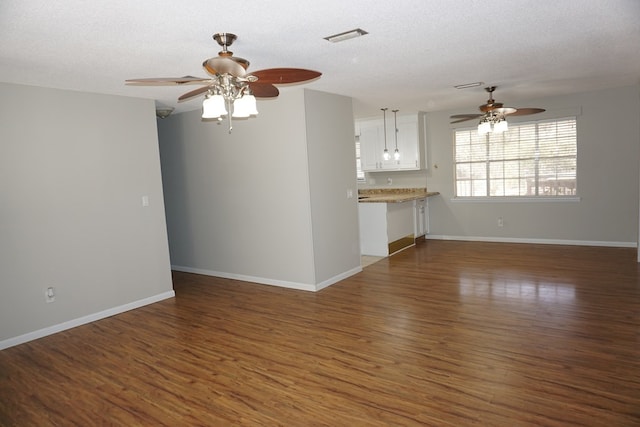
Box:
[2,0,639,119]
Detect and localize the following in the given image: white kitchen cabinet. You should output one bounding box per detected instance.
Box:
[358,201,415,256]
[394,114,424,170]
[358,119,393,171]
[356,112,427,172]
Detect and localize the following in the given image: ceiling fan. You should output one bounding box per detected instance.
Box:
[450,86,545,127]
[126,32,321,130]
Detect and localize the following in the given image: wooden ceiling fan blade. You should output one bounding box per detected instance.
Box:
[450,114,482,118]
[178,85,212,101]
[450,114,482,123]
[125,76,211,85]
[507,108,546,116]
[249,83,279,98]
[249,68,321,84]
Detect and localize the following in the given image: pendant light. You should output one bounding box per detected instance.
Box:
[392,109,400,160]
[381,108,390,161]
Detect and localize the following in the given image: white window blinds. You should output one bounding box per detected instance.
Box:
[454,118,577,197]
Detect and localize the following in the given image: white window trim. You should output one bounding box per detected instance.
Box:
[451,196,581,203]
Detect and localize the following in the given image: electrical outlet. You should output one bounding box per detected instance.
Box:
[45,287,56,303]
[387,177,393,185]
[498,217,504,227]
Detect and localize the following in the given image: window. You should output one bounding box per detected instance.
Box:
[454,118,577,197]
[355,137,365,181]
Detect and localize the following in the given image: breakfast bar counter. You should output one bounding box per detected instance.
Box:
[358,187,439,203]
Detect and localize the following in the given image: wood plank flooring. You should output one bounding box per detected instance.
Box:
[1,240,639,426]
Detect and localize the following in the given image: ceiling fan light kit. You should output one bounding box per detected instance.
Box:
[126,32,321,133]
[478,112,509,135]
[450,86,545,136]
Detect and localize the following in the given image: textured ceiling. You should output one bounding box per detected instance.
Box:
[1,0,639,119]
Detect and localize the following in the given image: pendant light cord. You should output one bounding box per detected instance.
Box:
[381,108,388,150]
[392,109,398,150]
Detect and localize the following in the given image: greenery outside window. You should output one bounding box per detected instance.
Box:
[454,117,577,197]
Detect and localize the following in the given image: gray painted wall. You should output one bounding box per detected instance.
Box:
[425,85,640,246]
[0,83,174,346]
[158,89,360,291]
[304,90,361,286]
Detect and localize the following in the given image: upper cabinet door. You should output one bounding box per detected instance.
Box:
[358,119,380,171]
[389,114,421,170]
[358,119,393,171]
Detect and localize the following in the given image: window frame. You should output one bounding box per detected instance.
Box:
[453,116,578,201]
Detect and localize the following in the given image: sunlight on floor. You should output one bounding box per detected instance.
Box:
[361,255,384,268]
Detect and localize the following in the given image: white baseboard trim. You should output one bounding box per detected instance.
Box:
[0,290,175,351]
[172,265,362,292]
[315,266,362,292]
[173,265,317,292]
[426,234,637,248]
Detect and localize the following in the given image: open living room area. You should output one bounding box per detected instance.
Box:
[2,1,640,425]
[1,240,639,426]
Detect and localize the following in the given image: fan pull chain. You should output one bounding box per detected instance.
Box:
[227,98,233,133]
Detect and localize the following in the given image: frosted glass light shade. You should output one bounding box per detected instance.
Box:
[244,94,258,116]
[383,148,391,161]
[394,148,400,160]
[233,94,259,118]
[478,120,491,135]
[232,96,250,118]
[202,95,227,119]
[493,119,508,133]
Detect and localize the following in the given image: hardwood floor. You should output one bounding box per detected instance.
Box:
[1,240,639,426]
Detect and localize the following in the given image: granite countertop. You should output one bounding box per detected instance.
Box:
[358,187,440,203]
